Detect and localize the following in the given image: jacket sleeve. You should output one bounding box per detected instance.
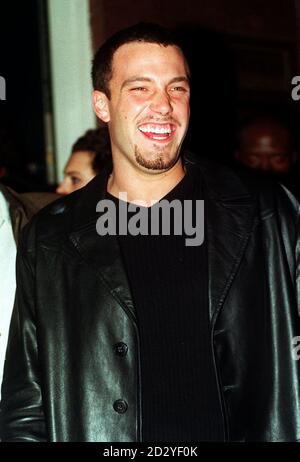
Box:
[0,222,47,441]
[279,185,300,318]
[294,197,300,317]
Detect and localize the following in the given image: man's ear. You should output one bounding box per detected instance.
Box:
[92,91,110,123]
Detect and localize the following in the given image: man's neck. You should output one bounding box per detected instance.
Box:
[107,158,186,207]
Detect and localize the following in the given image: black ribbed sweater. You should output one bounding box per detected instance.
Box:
[107,171,223,442]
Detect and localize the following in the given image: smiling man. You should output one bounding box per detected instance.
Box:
[1,23,300,443]
[92,35,190,205]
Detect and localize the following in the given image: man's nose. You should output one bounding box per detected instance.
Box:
[259,158,271,172]
[56,180,69,195]
[150,90,172,115]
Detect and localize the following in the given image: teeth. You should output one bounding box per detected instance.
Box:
[139,124,172,134]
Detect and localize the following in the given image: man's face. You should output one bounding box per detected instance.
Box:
[56,151,96,195]
[94,42,190,173]
[236,125,296,174]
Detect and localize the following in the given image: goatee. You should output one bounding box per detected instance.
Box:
[134,145,179,171]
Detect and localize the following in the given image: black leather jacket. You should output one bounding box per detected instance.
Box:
[1,155,300,442]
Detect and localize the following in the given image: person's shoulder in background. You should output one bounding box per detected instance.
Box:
[21,191,59,213]
[0,184,59,243]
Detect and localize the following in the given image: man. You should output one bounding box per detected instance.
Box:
[56,127,111,195]
[235,116,297,174]
[0,184,56,398]
[1,23,300,442]
[235,115,299,196]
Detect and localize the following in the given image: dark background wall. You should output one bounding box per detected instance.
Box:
[0,0,49,190]
[90,0,296,45]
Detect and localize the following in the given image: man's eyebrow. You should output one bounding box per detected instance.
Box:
[121,77,152,89]
[121,76,190,90]
[168,76,190,85]
[65,171,81,176]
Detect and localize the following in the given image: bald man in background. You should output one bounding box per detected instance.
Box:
[235,116,299,196]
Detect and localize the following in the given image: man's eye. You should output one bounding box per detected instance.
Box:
[71,176,81,185]
[274,155,288,164]
[170,86,188,92]
[131,87,148,92]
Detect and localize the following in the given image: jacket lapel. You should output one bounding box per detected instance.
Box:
[69,166,136,322]
[192,159,258,323]
[206,192,257,323]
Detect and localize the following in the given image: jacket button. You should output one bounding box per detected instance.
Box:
[113,400,128,414]
[114,342,128,357]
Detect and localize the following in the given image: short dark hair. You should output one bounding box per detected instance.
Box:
[71,127,111,175]
[92,22,186,98]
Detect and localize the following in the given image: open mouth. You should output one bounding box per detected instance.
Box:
[138,123,176,142]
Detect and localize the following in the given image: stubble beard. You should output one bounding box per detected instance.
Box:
[134,144,180,171]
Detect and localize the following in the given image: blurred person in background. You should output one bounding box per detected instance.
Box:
[235,115,299,195]
[56,127,111,195]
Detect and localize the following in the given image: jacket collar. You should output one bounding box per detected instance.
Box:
[70,155,258,323]
[70,162,136,321]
